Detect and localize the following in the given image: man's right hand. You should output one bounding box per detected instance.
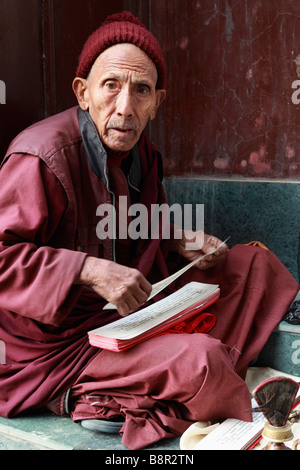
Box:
[76,256,152,316]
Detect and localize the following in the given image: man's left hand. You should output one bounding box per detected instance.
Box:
[172,229,228,270]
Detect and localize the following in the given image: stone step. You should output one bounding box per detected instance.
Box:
[256,321,300,377]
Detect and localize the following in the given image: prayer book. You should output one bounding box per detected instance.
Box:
[88,281,220,352]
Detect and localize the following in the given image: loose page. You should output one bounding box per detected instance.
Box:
[148,238,228,299]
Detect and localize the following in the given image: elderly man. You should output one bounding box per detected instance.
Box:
[0,12,298,450]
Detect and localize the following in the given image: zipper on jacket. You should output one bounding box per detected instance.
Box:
[104,166,117,262]
[127,176,141,193]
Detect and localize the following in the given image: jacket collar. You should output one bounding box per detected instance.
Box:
[78,108,107,185]
[78,108,142,191]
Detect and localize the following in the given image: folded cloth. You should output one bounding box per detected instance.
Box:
[244,241,269,250]
[159,311,215,336]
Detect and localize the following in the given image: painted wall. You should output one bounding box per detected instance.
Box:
[140,0,300,179]
[0,0,125,159]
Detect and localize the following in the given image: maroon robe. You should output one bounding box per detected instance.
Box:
[0,107,298,449]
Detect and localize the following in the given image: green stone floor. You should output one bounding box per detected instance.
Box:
[0,410,180,450]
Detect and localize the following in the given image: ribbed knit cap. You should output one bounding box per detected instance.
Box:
[76,11,166,89]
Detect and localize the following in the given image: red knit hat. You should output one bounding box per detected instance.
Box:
[76,11,166,89]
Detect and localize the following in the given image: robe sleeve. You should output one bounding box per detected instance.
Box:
[0,153,87,326]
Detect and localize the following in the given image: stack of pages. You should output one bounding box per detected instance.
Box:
[88,281,220,352]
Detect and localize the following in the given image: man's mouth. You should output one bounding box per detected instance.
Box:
[112,127,133,134]
[107,121,139,135]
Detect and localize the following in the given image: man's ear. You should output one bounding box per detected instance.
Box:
[150,89,166,120]
[72,77,90,110]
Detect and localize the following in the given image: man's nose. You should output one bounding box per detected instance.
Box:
[115,89,134,118]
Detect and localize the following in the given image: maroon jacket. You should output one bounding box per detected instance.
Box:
[0,106,170,417]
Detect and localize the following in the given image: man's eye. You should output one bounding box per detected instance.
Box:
[137,86,149,94]
[105,81,117,90]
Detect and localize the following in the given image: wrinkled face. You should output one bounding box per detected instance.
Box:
[73,43,166,153]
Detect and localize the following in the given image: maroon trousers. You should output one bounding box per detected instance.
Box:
[69,245,299,449]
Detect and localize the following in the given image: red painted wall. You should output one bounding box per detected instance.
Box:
[144,0,300,179]
[0,0,125,159]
